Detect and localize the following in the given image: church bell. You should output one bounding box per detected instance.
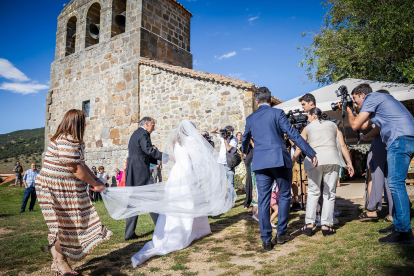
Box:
[88,24,100,40]
[115,11,126,29]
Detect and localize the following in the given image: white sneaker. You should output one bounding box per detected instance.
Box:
[252,215,259,222]
[271,223,277,228]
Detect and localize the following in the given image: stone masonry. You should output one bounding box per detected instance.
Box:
[45,0,280,175]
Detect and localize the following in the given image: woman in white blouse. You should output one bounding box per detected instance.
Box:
[293,108,354,236]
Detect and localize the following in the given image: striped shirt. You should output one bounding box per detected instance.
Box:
[23,169,40,188]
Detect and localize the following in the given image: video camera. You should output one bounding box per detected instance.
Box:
[220,129,228,137]
[286,109,308,131]
[331,85,359,145]
[331,85,357,116]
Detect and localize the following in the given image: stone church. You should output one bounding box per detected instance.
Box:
[45,0,281,172]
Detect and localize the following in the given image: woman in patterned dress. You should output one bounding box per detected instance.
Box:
[35,110,112,275]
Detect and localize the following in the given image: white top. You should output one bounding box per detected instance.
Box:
[304,120,346,171]
[97,172,110,184]
[216,134,238,165]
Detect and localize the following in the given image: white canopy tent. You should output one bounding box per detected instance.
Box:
[276,78,414,144]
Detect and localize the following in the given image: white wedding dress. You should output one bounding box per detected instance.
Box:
[101,120,236,266]
[131,142,211,267]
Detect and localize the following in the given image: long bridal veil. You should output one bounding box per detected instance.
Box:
[101,120,237,219]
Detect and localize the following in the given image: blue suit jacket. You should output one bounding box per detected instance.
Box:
[241,105,316,172]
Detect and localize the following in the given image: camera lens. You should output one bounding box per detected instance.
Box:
[331,102,339,111]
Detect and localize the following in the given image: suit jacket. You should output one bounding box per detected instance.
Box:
[125,127,166,187]
[241,105,316,172]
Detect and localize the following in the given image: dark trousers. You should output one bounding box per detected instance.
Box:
[150,166,158,183]
[255,167,292,242]
[157,168,163,182]
[125,213,159,239]
[21,187,36,211]
[244,164,253,208]
[125,174,159,239]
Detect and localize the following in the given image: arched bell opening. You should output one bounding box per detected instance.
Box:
[111,0,127,38]
[65,17,77,56]
[85,3,101,48]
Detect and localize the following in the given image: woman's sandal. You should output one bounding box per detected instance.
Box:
[53,260,78,276]
[301,224,314,236]
[383,217,393,223]
[321,226,336,236]
[359,212,378,221]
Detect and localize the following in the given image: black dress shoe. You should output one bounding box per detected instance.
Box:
[19,210,25,213]
[125,234,140,241]
[277,233,290,244]
[378,230,414,245]
[379,224,395,235]
[262,241,273,251]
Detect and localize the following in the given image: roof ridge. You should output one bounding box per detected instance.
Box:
[138,57,257,91]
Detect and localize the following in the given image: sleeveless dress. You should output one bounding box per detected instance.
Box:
[131,141,211,267]
[304,120,346,170]
[35,135,112,260]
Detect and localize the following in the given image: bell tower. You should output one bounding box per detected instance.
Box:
[53,0,192,68]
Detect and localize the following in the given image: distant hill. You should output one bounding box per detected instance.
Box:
[0,128,45,171]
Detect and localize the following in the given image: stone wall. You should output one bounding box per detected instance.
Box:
[141,0,191,52]
[138,63,255,150]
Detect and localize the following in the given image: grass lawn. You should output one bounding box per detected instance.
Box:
[1,184,414,275]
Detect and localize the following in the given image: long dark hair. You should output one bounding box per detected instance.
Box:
[51,109,86,143]
[308,107,324,123]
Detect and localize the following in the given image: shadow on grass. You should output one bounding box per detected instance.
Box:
[80,197,248,274]
[0,214,14,218]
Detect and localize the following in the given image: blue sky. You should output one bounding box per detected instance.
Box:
[0,0,326,134]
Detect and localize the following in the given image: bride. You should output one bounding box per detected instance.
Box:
[101,120,236,267]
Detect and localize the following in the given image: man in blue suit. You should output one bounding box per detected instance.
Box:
[242,87,318,250]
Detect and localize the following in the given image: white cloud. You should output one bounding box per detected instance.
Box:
[0,58,29,82]
[248,15,259,22]
[291,16,296,19]
[0,82,49,95]
[194,60,200,66]
[0,58,49,95]
[243,48,252,51]
[216,51,237,60]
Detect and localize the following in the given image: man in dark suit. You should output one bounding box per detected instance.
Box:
[124,116,168,240]
[242,87,318,250]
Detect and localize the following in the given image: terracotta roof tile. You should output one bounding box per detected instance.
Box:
[138,57,257,91]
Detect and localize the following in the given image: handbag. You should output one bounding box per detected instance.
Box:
[226,148,242,169]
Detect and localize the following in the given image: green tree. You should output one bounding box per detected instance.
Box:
[299,0,414,85]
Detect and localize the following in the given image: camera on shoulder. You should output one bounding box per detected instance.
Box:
[331,85,357,116]
[286,109,308,132]
[220,129,228,137]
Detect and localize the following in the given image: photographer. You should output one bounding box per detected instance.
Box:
[299,93,316,113]
[347,83,414,244]
[200,131,215,149]
[210,126,239,187]
[289,93,317,210]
